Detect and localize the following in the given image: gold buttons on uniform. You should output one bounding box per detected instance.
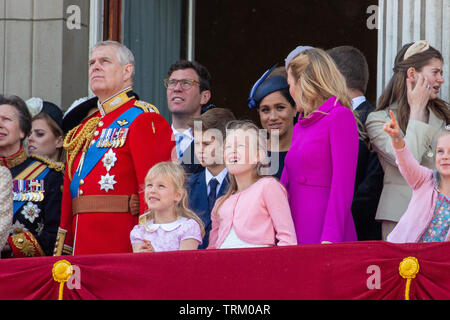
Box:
[98,121,104,127]
[79,190,84,196]
[80,179,85,186]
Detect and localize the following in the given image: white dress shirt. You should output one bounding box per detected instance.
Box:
[171,125,194,158]
[352,96,367,111]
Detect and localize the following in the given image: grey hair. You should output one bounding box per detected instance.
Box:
[91,40,135,77]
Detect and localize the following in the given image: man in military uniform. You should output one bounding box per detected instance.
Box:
[55,41,174,256]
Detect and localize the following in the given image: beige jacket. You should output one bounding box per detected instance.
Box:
[0,166,13,254]
[366,105,446,222]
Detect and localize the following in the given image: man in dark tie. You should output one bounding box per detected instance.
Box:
[186,108,236,248]
[328,45,384,241]
[165,60,212,175]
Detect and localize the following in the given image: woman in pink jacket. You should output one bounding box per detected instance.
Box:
[282,47,359,244]
[385,111,450,243]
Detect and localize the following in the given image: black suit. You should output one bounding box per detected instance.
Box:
[352,100,384,241]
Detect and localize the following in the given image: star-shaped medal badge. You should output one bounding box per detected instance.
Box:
[102,149,118,172]
[21,202,41,224]
[99,173,117,193]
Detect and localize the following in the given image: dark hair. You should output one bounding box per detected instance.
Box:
[376,42,449,133]
[168,60,212,92]
[0,95,32,140]
[327,45,370,94]
[278,88,296,108]
[189,107,236,139]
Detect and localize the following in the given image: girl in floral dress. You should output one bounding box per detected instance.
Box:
[130,162,204,252]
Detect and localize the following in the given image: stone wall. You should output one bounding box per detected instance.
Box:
[0,0,90,111]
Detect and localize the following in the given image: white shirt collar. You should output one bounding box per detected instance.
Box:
[352,96,367,110]
[143,217,188,233]
[171,125,193,139]
[205,167,228,195]
[171,125,194,156]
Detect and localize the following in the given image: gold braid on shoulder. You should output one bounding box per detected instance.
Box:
[63,117,100,180]
[31,155,65,172]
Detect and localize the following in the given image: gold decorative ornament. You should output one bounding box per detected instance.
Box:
[63,117,101,180]
[399,257,420,300]
[31,155,65,172]
[52,260,74,300]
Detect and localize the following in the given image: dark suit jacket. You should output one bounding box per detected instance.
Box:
[352,100,384,241]
[186,169,230,249]
[180,140,204,176]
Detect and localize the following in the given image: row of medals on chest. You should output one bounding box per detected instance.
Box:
[77,119,129,192]
[13,179,45,202]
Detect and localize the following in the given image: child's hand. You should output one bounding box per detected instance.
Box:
[384,110,401,139]
[384,110,405,149]
[132,240,155,253]
[142,240,155,252]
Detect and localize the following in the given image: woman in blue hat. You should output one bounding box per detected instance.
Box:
[248,66,297,180]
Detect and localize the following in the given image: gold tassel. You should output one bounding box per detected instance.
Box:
[52,260,74,300]
[399,257,420,300]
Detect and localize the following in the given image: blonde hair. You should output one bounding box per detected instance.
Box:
[437,129,450,146]
[288,48,352,114]
[214,120,268,218]
[141,162,205,237]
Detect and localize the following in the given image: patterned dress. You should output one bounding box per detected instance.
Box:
[420,174,450,243]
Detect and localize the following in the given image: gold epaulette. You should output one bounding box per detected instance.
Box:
[31,155,65,173]
[134,100,160,114]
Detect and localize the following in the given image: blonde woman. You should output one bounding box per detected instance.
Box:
[282,47,359,245]
[0,166,13,255]
[130,162,204,252]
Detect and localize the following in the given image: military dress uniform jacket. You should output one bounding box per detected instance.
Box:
[56,88,174,256]
[1,147,64,257]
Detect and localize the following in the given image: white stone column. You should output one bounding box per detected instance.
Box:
[0,0,90,110]
[378,0,449,102]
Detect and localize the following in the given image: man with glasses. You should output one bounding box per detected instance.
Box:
[165,60,213,175]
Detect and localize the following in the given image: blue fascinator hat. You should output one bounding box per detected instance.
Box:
[247,64,290,109]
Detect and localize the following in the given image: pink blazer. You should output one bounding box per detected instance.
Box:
[207,177,297,249]
[387,144,446,243]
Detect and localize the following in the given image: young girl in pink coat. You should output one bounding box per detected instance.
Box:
[385,111,450,243]
[207,120,297,249]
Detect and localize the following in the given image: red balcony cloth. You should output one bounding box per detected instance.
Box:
[0,241,449,300]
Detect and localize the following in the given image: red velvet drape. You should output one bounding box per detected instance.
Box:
[1,241,449,300]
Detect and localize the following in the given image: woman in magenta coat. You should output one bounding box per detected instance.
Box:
[281,47,359,244]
